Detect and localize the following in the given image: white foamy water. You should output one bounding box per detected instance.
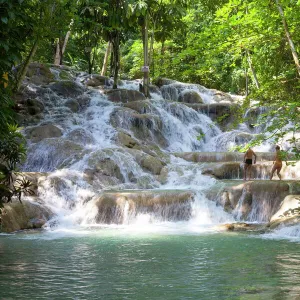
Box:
[261,224,300,242]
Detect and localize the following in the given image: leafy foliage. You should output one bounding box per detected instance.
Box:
[0,125,33,219]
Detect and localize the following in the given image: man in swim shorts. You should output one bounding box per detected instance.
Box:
[243,147,257,180]
[270,145,282,180]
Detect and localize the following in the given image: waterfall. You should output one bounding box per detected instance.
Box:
[18,70,297,235]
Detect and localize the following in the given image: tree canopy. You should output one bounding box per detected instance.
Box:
[0,0,299,156]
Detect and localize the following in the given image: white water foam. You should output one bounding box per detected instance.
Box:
[261,224,300,243]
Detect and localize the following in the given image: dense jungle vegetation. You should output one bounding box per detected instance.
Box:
[0,0,299,157]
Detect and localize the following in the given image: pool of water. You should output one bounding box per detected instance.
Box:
[1,229,300,300]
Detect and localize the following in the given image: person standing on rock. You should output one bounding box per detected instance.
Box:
[243,147,257,180]
[270,145,282,180]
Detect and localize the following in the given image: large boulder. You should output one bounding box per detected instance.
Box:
[84,168,122,189]
[152,78,177,87]
[84,74,110,87]
[185,103,239,130]
[110,107,167,147]
[209,89,234,103]
[24,138,86,171]
[178,90,203,104]
[93,190,195,224]
[66,128,95,145]
[215,181,296,222]
[26,124,63,142]
[116,131,141,149]
[50,80,84,98]
[87,150,125,182]
[25,63,55,85]
[160,85,179,101]
[141,155,164,175]
[26,99,45,115]
[105,89,146,103]
[65,99,79,112]
[123,100,153,114]
[1,200,53,233]
[270,195,300,222]
[149,85,161,94]
[202,162,242,179]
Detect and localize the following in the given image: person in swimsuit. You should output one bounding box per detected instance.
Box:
[270,145,282,180]
[243,148,257,180]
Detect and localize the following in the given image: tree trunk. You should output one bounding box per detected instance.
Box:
[60,31,71,64]
[245,66,248,97]
[149,26,155,78]
[112,32,120,89]
[101,42,111,76]
[142,13,150,98]
[54,31,71,65]
[16,39,39,91]
[246,49,260,89]
[275,0,300,77]
[54,38,61,65]
[88,51,93,74]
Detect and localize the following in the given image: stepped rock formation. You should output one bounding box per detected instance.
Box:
[1,64,299,234]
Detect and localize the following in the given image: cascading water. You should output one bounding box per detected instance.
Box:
[19,73,298,237]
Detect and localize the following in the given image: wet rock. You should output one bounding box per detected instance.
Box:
[50,80,84,98]
[1,200,53,233]
[25,139,85,171]
[268,215,300,230]
[85,74,110,87]
[174,152,244,162]
[141,155,164,175]
[178,90,203,104]
[105,89,146,103]
[87,151,125,182]
[217,181,293,222]
[110,107,167,147]
[153,77,177,87]
[66,128,94,145]
[209,89,234,103]
[149,85,161,94]
[157,166,169,184]
[124,148,166,176]
[160,85,179,101]
[202,162,242,179]
[270,195,300,222]
[185,103,237,129]
[26,99,45,115]
[93,190,195,224]
[26,124,63,142]
[25,63,55,85]
[217,222,267,232]
[84,168,122,188]
[123,100,153,114]
[65,99,79,112]
[76,95,91,109]
[59,70,74,80]
[116,131,141,149]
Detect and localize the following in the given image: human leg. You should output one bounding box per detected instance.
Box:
[248,165,252,180]
[270,165,276,180]
[244,164,248,180]
[277,166,282,180]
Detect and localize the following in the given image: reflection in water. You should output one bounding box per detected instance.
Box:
[276,254,300,298]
